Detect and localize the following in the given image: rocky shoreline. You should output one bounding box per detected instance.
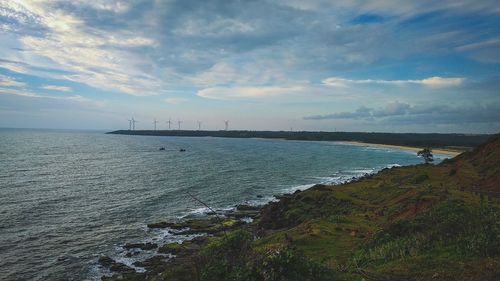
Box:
[97,174,374,280]
[98,203,263,280]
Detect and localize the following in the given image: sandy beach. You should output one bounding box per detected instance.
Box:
[337,141,465,157]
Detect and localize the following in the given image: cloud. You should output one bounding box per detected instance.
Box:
[173,18,256,37]
[70,0,130,13]
[41,85,72,92]
[190,60,289,87]
[197,85,307,100]
[0,0,159,96]
[0,58,30,74]
[0,86,104,108]
[304,101,500,125]
[0,0,499,133]
[456,38,500,63]
[0,74,25,87]
[322,76,465,88]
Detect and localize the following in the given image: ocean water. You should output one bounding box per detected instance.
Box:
[0,129,444,280]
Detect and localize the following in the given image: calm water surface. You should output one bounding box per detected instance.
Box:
[0,129,442,280]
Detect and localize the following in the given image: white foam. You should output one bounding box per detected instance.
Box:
[241,217,253,223]
[349,168,375,174]
[180,206,235,218]
[150,227,205,244]
[281,183,315,194]
[243,195,278,206]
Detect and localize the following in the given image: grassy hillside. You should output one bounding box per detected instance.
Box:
[102,135,500,281]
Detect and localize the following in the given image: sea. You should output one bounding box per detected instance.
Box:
[0,129,448,281]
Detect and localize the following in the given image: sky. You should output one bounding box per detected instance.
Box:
[0,0,499,133]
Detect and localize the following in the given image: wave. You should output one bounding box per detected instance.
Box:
[92,227,204,280]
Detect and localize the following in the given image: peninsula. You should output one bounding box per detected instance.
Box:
[107,130,490,151]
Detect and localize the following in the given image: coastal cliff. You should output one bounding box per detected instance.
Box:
[101,134,500,281]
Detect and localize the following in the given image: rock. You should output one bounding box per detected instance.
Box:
[256,195,263,198]
[229,210,260,219]
[123,242,157,250]
[311,184,330,191]
[158,240,202,257]
[190,236,208,245]
[133,255,169,274]
[125,251,139,257]
[158,243,184,254]
[147,221,178,229]
[110,263,135,274]
[98,256,135,274]
[236,204,260,211]
[98,256,115,267]
[274,193,292,200]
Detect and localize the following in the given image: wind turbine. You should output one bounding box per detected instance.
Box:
[166,118,172,130]
[153,118,158,131]
[131,117,138,130]
[224,120,229,131]
[197,121,202,131]
[177,119,182,130]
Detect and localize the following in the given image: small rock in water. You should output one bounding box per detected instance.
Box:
[98,256,135,274]
[256,195,263,198]
[147,221,177,229]
[98,256,115,267]
[235,204,260,211]
[133,255,169,274]
[125,251,139,257]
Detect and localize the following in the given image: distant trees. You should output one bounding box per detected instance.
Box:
[417,148,434,164]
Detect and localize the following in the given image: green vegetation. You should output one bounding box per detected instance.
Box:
[108,130,490,148]
[104,134,500,281]
[417,147,434,164]
[198,229,335,281]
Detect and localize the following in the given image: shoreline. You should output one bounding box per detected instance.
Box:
[336,141,464,157]
[107,130,490,149]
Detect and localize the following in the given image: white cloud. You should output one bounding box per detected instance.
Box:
[275,0,500,17]
[41,85,72,92]
[0,0,159,96]
[456,38,500,63]
[0,86,103,107]
[174,18,255,37]
[72,0,130,13]
[197,85,306,100]
[322,76,465,88]
[190,60,289,87]
[0,59,28,73]
[419,77,464,87]
[0,74,25,87]
[0,87,36,97]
